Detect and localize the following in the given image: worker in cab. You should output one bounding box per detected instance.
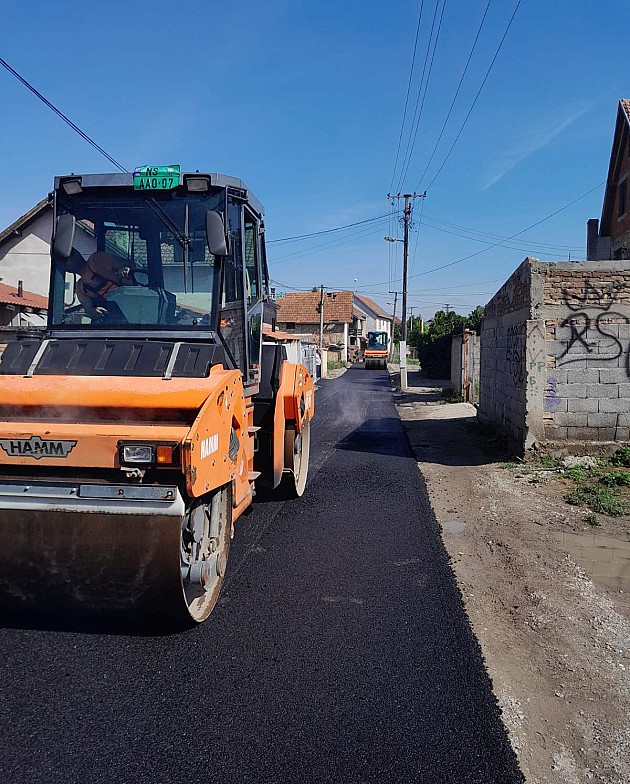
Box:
[77,252,134,319]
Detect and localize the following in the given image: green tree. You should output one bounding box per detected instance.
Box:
[464,305,484,334]
[412,306,484,378]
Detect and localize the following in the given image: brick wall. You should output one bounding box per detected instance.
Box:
[479,258,630,453]
[276,321,345,348]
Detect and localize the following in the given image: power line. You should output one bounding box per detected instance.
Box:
[414,0,493,187]
[389,1,426,191]
[397,0,448,192]
[0,56,127,173]
[417,0,522,192]
[268,221,390,266]
[420,217,584,256]
[347,181,606,290]
[267,211,400,244]
[421,214,583,251]
[406,180,604,281]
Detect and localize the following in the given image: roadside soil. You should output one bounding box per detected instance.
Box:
[393,369,630,784]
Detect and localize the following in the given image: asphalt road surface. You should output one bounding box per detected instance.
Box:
[0,366,524,784]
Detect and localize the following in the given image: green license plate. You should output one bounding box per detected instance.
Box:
[133,165,180,190]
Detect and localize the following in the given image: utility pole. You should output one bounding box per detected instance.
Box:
[318,284,325,352]
[390,291,398,361]
[444,303,451,314]
[386,191,425,391]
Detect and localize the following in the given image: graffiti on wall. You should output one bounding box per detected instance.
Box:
[557,282,630,376]
[506,323,526,385]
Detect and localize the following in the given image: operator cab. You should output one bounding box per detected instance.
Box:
[367,331,389,350]
[47,168,270,388]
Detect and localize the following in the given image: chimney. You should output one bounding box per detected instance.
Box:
[587,219,599,261]
[17,280,23,298]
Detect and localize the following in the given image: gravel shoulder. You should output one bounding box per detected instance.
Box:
[393,370,630,784]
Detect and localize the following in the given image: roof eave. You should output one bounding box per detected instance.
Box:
[600,101,630,233]
[0,196,52,247]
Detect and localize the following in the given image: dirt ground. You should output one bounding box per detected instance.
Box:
[393,371,630,784]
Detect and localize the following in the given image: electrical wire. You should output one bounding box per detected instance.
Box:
[414,0,493,188]
[268,221,391,266]
[267,211,400,244]
[342,181,606,290]
[396,0,448,192]
[420,217,582,256]
[421,214,583,251]
[0,57,127,173]
[389,1,426,192]
[416,0,522,192]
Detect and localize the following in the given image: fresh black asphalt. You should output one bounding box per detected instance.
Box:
[0,366,524,783]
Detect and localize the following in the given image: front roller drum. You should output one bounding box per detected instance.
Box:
[282,420,311,498]
[0,481,232,626]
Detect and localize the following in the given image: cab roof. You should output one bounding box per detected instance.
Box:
[53,172,264,217]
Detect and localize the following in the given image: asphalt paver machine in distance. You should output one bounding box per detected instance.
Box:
[364,330,389,369]
[0,167,314,625]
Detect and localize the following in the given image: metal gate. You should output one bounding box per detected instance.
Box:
[462,329,476,403]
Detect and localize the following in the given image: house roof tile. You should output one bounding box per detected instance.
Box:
[0,282,48,310]
[275,291,355,324]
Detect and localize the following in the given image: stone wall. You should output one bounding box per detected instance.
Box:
[479,258,630,453]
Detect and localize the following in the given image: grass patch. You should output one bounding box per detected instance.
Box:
[566,484,628,517]
[565,466,590,482]
[563,456,630,517]
[537,454,561,469]
[327,361,346,371]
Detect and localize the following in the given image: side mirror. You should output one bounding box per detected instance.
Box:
[53,214,76,259]
[205,211,229,257]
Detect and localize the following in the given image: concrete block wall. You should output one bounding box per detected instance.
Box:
[478,260,537,447]
[479,258,630,452]
[540,261,630,446]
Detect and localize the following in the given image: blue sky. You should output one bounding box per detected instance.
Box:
[1,0,627,318]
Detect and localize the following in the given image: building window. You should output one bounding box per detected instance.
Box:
[619,179,627,217]
[285,322,296,331]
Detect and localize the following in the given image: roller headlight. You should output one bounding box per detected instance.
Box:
[121,444,155,464]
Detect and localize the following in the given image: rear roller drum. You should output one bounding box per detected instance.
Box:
[180,484,232,623]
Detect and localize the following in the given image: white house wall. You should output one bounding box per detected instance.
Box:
[0,212,96,297]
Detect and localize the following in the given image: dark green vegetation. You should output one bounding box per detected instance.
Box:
[412,306,484,378]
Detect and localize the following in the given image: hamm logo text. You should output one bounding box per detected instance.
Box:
[0,436,77,460]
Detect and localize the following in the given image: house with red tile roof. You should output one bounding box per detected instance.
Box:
[275,291,366,363]
[588,99,630,260]
[0,280,47,328]
[275,290,395,362]
[0,198,96,297]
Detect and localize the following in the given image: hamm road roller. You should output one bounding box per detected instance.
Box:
[0,167,314,625]
[364,330,389,370]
